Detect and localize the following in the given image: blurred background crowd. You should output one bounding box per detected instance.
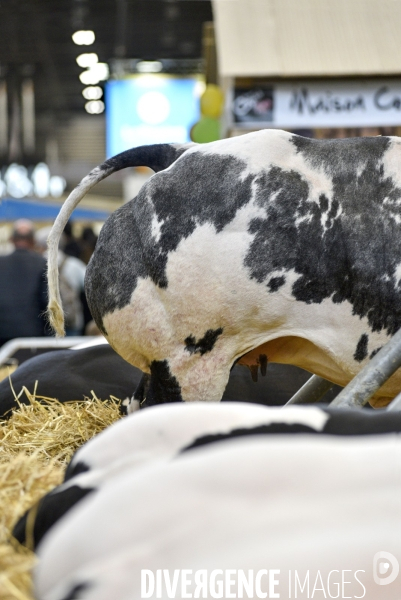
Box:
[0,218,98,347]
[1,0,401,347]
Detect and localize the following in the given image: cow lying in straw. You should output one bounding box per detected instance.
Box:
[22,403,401,599]
[14,402,401,551]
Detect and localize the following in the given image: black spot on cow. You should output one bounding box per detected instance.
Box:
[268,276,285,292]
[326,198,340,229]
[323,406,401,434]
[181,423,319,453]
[245,135,401,335]
[185,328,223,356]
[58,582,91,600]
[85,203,149,335]
[319,193,329,212]
[64,460,90,482]
[13,485,94,549]
[370,346,383,359]
[182,407,401,453]
[141,360,182,407]
[245,167,310,286]
[86,152,254,333]
[354,333,369,362]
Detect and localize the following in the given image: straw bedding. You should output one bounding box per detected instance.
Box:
[0,364,17,382]
[0,382,122,600]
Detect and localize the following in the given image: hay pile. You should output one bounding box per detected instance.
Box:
[0,384,122,600]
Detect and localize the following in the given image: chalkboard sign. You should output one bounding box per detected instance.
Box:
[233,87,274,123]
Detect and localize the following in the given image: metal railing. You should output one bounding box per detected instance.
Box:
[0,337,99,366]
[285,328,401,410]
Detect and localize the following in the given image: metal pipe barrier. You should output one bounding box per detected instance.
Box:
[0,337,99,366]
[285,375,334,405]
[386,392,401,411]
[330,327,401,408]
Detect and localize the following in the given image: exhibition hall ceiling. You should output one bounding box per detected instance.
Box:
[0,0,213,120]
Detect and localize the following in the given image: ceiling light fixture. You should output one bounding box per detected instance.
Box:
[80,71,99,85]
[72,30,95,45]
[76,53,98,68]
[85,100,105,114]
[79,63,109,85]
[82,86,103,100]
[136,60,163,73]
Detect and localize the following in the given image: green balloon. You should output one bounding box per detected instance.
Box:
[191,117,220,143]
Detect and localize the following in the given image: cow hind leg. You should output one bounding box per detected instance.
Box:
[139,352,233,408]
[143,360,183,407]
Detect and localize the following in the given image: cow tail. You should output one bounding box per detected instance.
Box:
[47,143,193,336]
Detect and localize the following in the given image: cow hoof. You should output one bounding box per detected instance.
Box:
[127,398,140,415]
[120,397,130,416]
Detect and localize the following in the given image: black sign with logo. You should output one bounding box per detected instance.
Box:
[233,87,274,123]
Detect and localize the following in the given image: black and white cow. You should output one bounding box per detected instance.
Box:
[34,431,401,600]
[13,401,401,550]
[0,342,144,418]
[48,131,401,408]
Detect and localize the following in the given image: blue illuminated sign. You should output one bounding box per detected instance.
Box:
[105,75,203,157]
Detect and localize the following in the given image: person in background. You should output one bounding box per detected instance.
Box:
[35,226,87,336]
[63,220,82,259]
[79,226,98,265]
[0,219,48,346]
